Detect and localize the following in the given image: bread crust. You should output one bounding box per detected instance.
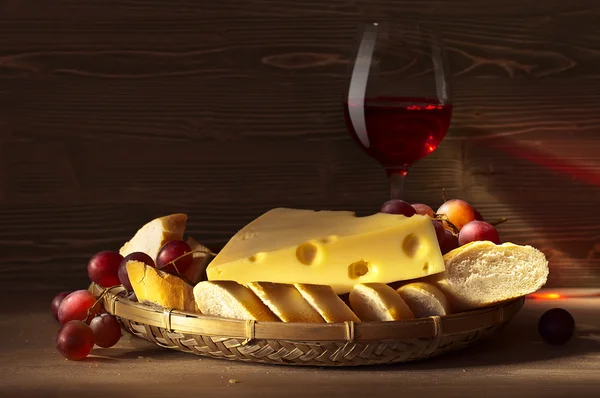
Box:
[126,260,198,313]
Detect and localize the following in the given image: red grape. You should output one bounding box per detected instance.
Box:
[58,290,102,325]
[380,200,417,217]
[156,240,193,275]
[88,251,123,288]
[431,220,445,243]
[437,199,476,231]
[119,252,155,291]
[411,203,434,218]
[56,320,95,360]
[458,220,500,245]
[538,308,575,345]
[90,314,122,348]
[439,229,459,255]
[128,292,138,302]
[51,291,71,322]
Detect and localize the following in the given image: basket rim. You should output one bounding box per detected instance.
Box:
[91,283,524,343]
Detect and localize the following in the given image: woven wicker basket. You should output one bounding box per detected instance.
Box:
[90,283,524,367]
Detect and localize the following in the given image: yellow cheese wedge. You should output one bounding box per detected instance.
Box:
[119,213,187,261]
[126,260,198,313]
[206,208,445,294]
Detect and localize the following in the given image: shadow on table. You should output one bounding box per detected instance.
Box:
[368,313,600,371]
[86,345,190,362]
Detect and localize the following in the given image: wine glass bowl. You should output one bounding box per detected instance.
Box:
[343,22,452,199]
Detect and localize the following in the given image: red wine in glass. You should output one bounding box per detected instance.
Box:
[343,97,452,175]
[345,23,452,199]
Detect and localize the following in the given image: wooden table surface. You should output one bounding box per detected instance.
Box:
[2,288,599,398]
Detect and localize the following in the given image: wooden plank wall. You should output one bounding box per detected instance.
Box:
[1,1,599,290]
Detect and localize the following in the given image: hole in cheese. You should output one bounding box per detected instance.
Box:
[296,241,322,265]
[248,252,267,263]
[423,261,430,272]
[348,260,369,279]
[402,234,421,258]
[320,235,338,244]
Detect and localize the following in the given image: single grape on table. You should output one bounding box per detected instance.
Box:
[58,290,102,325]
[156,240,193,275]
[56,320,95,361]
[538,308,575,345]
[380,200,417,217]
[88,251,123,288]
[90,313,122,348]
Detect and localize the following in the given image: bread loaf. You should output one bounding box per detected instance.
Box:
[429,241,549,311]
[349,283,415,321]
[193,281,363,323]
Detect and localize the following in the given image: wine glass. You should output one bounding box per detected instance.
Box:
[343,22,452,200]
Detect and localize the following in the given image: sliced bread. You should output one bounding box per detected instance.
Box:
[396,282,449,318]
[193,281,279,322]
[349,283,415,322]
[247,282,325,323]
[294,283,361,323]
[430,241,549,311]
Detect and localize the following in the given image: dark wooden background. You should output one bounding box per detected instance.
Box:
[1,0,599,291]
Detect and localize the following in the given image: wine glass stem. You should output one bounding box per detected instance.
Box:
[389,171,406,200]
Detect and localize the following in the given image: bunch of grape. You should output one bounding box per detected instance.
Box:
[380,198,501,255]
[52,289,121,360]
[51,239,196,360]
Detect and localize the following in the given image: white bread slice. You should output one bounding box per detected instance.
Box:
[193,281,279,322]
[430,241,549,312]
[247,282,325,323]
[181,237,214,285]
[119,213,188,261]
[349,283,415,322]
[126,260,198,313]
[396,282,449,318]
[295,283,361,323]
